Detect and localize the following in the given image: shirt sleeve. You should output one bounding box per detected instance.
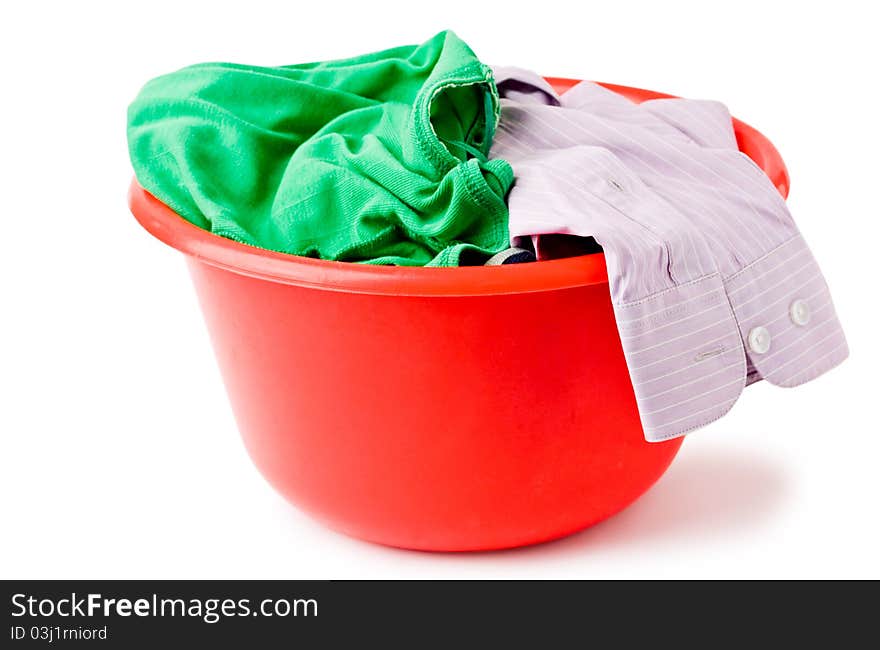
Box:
[490,68,848,441]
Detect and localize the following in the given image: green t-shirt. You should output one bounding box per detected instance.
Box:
[127,31,513,266]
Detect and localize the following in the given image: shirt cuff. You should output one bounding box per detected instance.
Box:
[614,233,848,442]
[725,234,848,388]
[614,274,747,442]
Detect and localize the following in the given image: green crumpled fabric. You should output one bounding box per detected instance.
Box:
[127,31,513,266]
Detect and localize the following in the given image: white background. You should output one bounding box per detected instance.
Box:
[2,0,878,579]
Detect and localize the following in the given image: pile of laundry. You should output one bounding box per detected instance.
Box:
[127,30,847,440]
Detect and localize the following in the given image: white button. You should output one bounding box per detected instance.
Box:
[748,326,772,354]
[790,299,811,326]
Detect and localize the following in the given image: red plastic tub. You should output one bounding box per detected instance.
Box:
[128,78,790,551]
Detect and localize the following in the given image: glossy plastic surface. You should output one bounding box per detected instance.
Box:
[128,79,790,551]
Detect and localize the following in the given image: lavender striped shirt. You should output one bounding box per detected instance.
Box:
[491,68,848,441]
